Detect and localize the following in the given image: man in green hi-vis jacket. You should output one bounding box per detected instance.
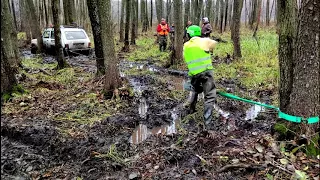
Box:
[183,25,218,126]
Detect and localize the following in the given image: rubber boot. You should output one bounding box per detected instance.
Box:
[183,91,198,114]
[204,104,214,126]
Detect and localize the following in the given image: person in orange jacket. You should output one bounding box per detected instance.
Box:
[157,18,170,52]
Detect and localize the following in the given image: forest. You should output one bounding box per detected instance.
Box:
[1,0,319,179]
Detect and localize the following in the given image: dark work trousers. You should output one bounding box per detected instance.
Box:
[189,70,216,124]
[159,35,167,52]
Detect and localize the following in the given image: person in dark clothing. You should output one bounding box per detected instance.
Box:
[169,23,175,50]
[201,17,212,37]
[183,21,192,43]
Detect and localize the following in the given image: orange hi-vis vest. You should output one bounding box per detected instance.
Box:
[158,24,169,36]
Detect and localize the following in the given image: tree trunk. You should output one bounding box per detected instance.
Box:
[97,0,121,98]
[26,0,43,53]
[122,0,130,52]
[141,0,145,25]
[277,0,296,112]
[119,0,125,42]
[231,0,243,59]
[249,0,258,29]
[145,0,149,29]
[1,0,18,95]
[165,0,172,24]
[87,0,105,75]
[266,0,270,26]
[52,0,68,69]
[156,0,163,23]
[172,0,183,65]
[63,0,69,24]
[131,0,136,44]
[63,0,75,24]
[206,0,213,25]
[287,0,319,134]
[141,0,148,32]
[150,0,153,27]
[2,0,19,67]
[214,0,220,29]
[228,0,233,29]
[135,0,138,34]
[219,0,224,33]
[224,0,228,32]
[44,0,49,27]
[184,0,190,25]
[10,0,17,30]
[197,0,203,25]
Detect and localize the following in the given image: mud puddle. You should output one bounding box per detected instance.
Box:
[130,108,180,144]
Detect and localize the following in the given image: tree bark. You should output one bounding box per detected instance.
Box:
[206,0,213,25]
[52,0,68,69]
[231,0,243,59]
[122,0,130,52]
[26,0,43,53]
[119,0,125,42]
[44,0,49,27]
[63,0,75,24]
[156,0,163,23]
[214,0,220,29]
[287,0,319,130]
[150,0,153,27]
[224,0,228,32]
[1,0,18,95]
[10,0,17,30]
[172,0,183,64]
[219,0,224,33]
[266,0,270,26]
[185,0,190,25]
[228,0,233,29]
[249,0,259,29]
[87,0,105,75]
[277,0,296,111]
[97,0,121,97]
[131,0,136,44]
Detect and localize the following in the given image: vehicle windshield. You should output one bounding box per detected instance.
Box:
[64,31,87,40]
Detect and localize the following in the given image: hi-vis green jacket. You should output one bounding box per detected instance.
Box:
[183,37,217,76]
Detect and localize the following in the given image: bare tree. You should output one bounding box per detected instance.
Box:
[287,0,319,132]
[219,0,224,33]
[156,0,163,23]
[122,0,130,52]
[214,0,220,29]
[150,0,153,27]
[231,0,243,59]
[119,0,125,42]
[63,0,75,24]
[87,0,105,75]
[97,0,121,98]
[26,0,43,53]
[52,0,68,69]
[131,0,137,44]
[1,0,18,95]
[185,0,191,25]
[172,0,183,64]
[223,0,228,31]
[266,0,270,26]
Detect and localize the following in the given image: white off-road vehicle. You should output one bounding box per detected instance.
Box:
[31,25,92,55]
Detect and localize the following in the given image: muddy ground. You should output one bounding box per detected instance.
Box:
[1,50,319,180]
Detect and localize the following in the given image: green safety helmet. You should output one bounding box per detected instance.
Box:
[187,25,201,37]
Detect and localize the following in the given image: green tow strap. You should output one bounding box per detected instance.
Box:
[217,91,319,124]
